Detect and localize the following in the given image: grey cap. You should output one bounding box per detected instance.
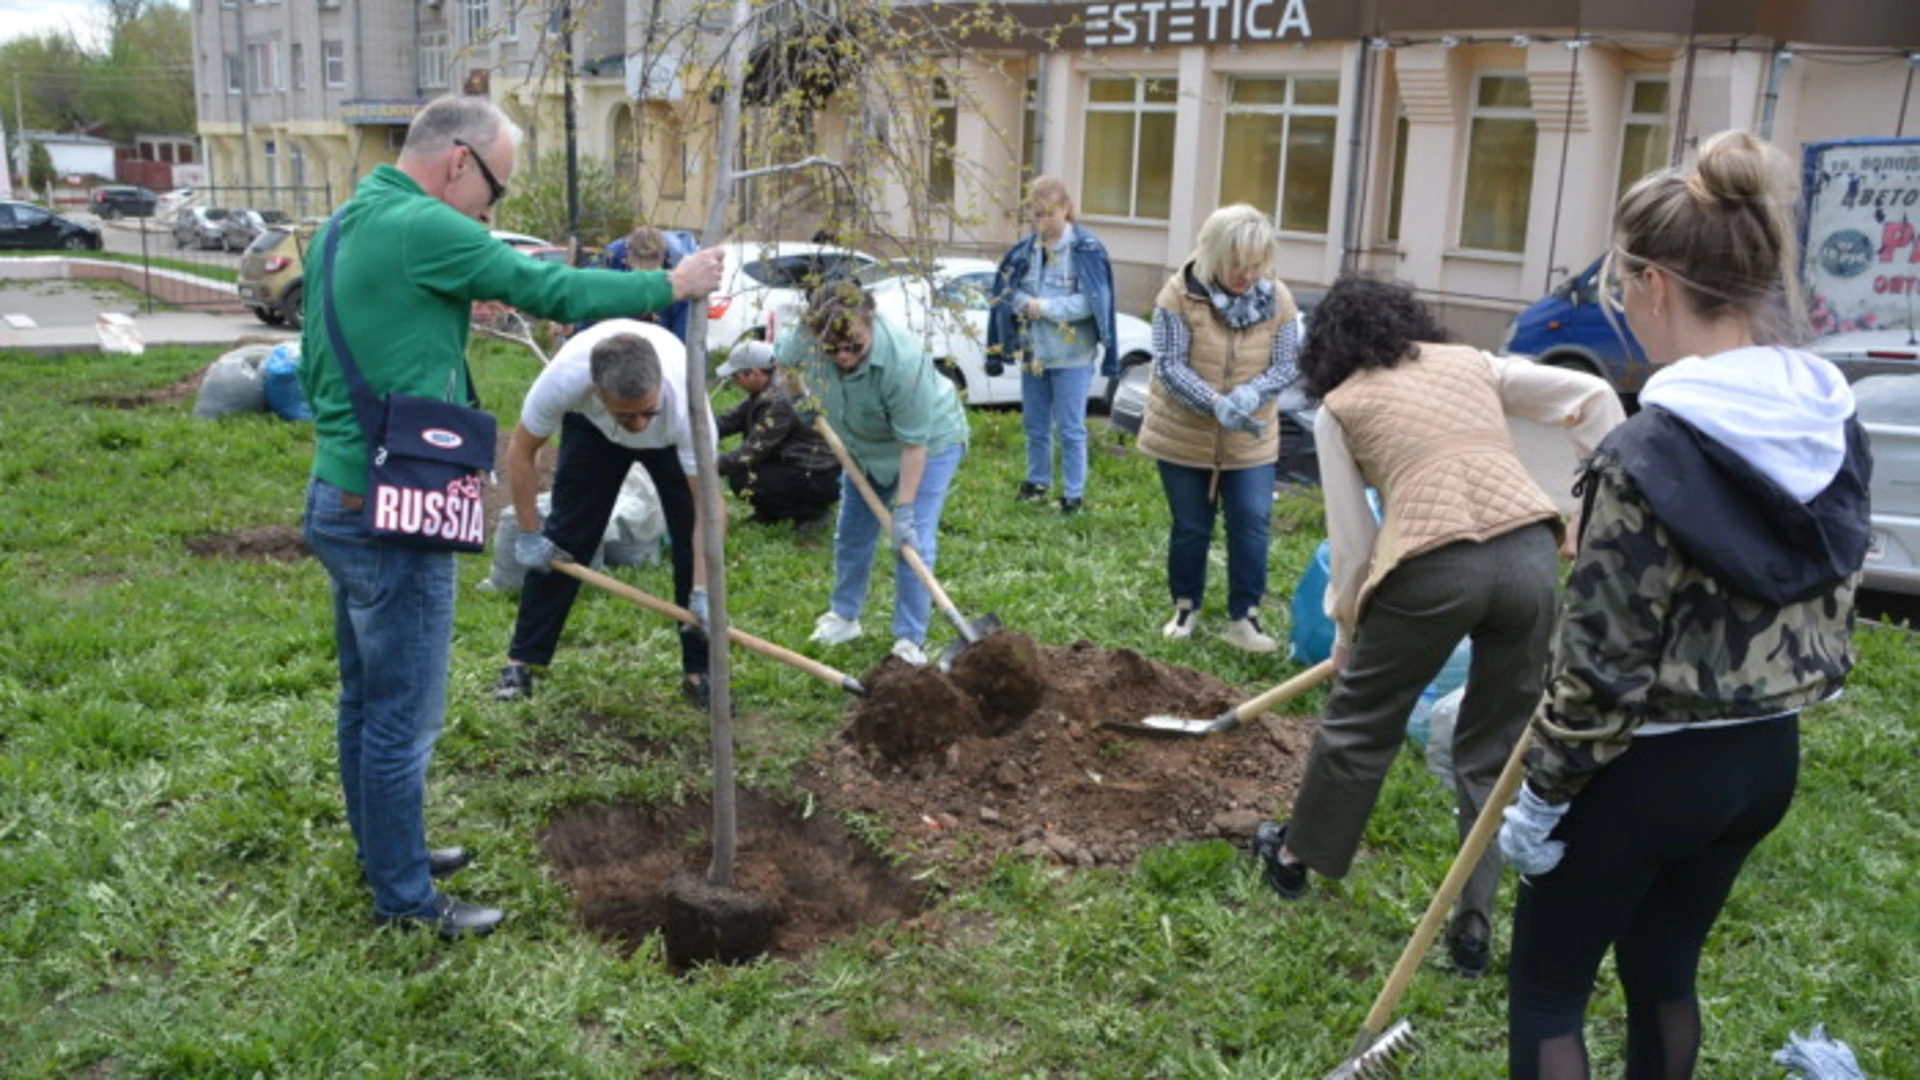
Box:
[716,339,776,377]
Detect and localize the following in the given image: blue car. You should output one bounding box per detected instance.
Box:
[1502,257,1651,400]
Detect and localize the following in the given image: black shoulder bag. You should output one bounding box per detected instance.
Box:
[319,213,497,553]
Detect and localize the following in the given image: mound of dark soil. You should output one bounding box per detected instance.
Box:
[185,525,309,562]
[543,789,926,968]
[811,637,1320,884]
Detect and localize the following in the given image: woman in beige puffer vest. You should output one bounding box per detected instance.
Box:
[1137,205,1302,653]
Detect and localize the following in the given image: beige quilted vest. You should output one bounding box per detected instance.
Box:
[1136,267,1296,470]
[1322,343,1562,613]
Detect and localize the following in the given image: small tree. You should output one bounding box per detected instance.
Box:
[27,141,55,193]
[494,150,638,253]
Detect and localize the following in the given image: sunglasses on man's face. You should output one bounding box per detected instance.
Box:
[824,338,869,357]
[453,138,507,206]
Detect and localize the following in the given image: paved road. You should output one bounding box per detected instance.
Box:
[88,213,247,268]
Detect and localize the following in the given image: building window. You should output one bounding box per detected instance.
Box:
[1218,76,1339,235]
[465,0,489,43]
[501,0,518,40]
[291,43,304,90]
[264,139,278,195]
[224,54,243,94]
[1383,105,1409,242]
[1459,73,1536,253]
[323,41,345,88]
[246,42,281,92]
[660,113,687,200]
[1616,78,1671,204]
[1020,76,1039,181]
[419,32,449,89]
[929,77,957,206]
[1082,76,1177,221]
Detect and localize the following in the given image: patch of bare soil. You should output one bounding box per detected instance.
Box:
[89,361,211,409]
[810,634,1318,884]
[542,789,927,968]
[185,524,309,562]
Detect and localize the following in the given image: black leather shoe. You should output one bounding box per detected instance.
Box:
[1448,934,1490,979]
[377,894,505,940]
[1016,481,1050,502]
[493,664,534,702]
[1059,497,1083,516]
[428,846,473,878]
[680,675,737,716]
[1252,820,1309,900]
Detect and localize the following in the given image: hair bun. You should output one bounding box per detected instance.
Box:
[1691,130,1785,206]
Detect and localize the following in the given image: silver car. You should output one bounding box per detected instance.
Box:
[171,206,230,250]
[1854,374,1920,596]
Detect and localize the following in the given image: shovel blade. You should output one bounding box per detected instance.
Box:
[1101,711,1239,737]
[934,613,1005,670]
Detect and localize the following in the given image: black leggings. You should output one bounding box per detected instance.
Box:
[1508,717,1799,1080]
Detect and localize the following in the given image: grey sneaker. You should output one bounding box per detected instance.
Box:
[493,664,534,701]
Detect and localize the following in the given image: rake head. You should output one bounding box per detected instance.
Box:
[1324,1020,1417,1079]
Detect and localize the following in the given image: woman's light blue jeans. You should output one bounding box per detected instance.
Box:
[1157,459,1276,621]
[1021,363,1094,499]
[829,443,965,645]
[302,477,451,920]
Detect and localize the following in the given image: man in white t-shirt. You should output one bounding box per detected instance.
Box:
[492,319,722,708]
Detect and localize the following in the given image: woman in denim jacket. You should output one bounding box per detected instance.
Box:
[989,176,1117,514]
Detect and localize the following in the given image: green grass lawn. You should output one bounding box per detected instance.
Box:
[1,343,1914,1078]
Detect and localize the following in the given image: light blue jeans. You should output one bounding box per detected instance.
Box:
[829,443,965,645]
[302,477,452,920]
[1020,363,1094,499]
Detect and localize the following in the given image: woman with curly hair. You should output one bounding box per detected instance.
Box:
[1251,274,1623,978]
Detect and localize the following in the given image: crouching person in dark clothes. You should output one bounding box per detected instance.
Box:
[492,319,724,711]
[714,339,842,533]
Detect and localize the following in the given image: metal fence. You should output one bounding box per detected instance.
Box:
[106,184,334,316]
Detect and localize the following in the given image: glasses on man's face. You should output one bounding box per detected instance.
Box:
[452,138,507,206]
[824,339,869,357]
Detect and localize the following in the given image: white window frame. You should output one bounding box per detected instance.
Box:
[322,41,346,88]
[929,77,958,207]
[501,0,518,40]
[1080,75,1179,225]
[1219,76,1341,237]
[246,42,281,93]
[291,42,305,90]
[1456,70,1537,257]
[1616,76,1671,203]
[263,139,278,194]
[419,31,450,89]
[464,0,490,44]
[224,53,243,94]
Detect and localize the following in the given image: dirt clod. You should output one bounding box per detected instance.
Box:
[185,525,309,562]
[842,656,983,765]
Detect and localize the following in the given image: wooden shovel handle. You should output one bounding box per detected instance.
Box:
[1354,726,1535,1049]
[551,561,861,693]
[810,416,974,638]
[1233,659,1338,722]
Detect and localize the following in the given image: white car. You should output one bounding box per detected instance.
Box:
[1854,374,1920,596]
[154,187,197,219]
[707,241,881,350]
[490,228,552,250]
[1811,327,1919,383]
[862,256,1153,407]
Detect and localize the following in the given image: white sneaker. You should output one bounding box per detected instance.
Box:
[810,611,863,645]
[890,638,928,666]
[1162,601,1200,639]
[1221,614,1279,654]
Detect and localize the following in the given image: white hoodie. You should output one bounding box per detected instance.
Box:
[1638,346,1856,503]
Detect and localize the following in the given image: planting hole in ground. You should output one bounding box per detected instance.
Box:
[185,525,310,562]
[542,789,927,968]
[812,634,1321,884]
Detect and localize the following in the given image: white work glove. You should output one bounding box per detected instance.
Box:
[514,530,567,572]
[890,503,919,557]
[687,587,711,635]
[1225,383,1263,416]
[1212,394,1265,438]
[1499,784,1570,876]
[1774,1025,1865,1080]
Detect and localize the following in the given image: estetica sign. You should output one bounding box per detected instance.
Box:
[1083,0,1313,47]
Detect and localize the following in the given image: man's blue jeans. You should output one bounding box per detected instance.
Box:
[302,477,451,920]
[1157,460,1276,621]
[1020,363,1093,499]
[829,443,965,645]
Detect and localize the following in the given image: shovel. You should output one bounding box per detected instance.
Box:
[552,560,866,695]
[811,416,1002,667]
[1322,727,1535,1078]
[1103,658,1337,736]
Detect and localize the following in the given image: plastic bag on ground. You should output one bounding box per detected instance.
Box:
[1422,686,1465,784]
[478,466,666,593]
[1406,639,1472,750]
[1288,540,1335,665]
[193,344,275,419]
[262,342,312,422]
[97,312,144,355]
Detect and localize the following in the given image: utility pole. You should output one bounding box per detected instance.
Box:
[12,70,25,180]
[561,0,580,263]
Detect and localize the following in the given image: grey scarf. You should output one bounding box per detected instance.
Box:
[1205,276,1276,330]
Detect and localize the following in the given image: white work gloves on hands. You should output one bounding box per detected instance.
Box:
[890,504,919,557]
[1212,393,1265,437]
[687,587,711,635]
[514,531,567,572]
[1225,384,1263,416]
[1499,784,1570,876]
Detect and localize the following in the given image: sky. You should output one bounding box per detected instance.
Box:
[1,0,119,49]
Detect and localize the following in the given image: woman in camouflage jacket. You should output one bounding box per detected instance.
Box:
[1498,131,1874,1079]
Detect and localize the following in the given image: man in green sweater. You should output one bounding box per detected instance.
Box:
[298,95,723,939]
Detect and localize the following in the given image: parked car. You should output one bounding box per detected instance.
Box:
[90,185,158,219]
[0,200,103,251]
[1853,374,1920,595]
[861,257,1153,407]
[154,187,197,218]
[237,222,316,327]
[1810,327,1920,384]
[221,209,291,253]
[490,228,552,250]
[171,206,231,249]
[709,241,881,348]
[1502,255,1652,401]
